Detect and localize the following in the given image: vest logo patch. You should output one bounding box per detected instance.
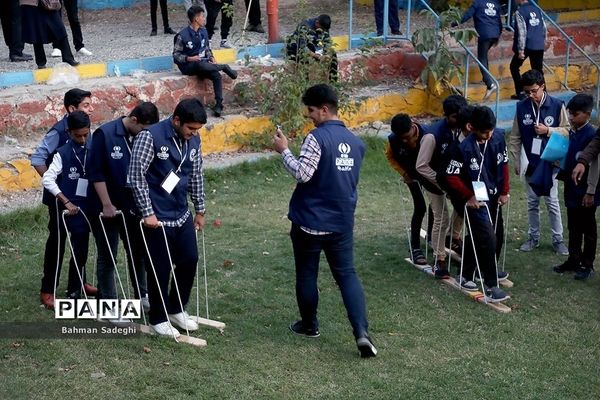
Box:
[186,41,194,49]
[529,12,540,27]
[68,166,80,180]
[111,145,123,160]
[523,113,534,125]
[544,116,554,126]
[469,157,480,171]
[485,3,497,17]
[189,148,197,161]
[446,159,462,175]
[336,142,354,171]
[497,152,504,165]
[157,146,170,160]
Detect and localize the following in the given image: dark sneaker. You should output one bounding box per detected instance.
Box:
[223,65,238,80]
[519,238,539,252]
[553,260,579,274]
[434,259,449,279]
[356,336,377,358]
[289,320,320,338]
[456,275,478,291]
[246,23,265,33]
[164,27,176,34]
[574,266,593,281]
[150,29,157,36]
[212,103,223,117]
[410,248,427,265]
[484,286,509,303]
[552,241,569,256]
[497,271,509,281]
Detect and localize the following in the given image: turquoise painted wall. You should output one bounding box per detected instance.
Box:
[80,0,184,10]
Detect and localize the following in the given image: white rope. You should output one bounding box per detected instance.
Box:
[61,208,94,302]
[463,204,488,303]
[118,211,147,325]
[201,230,209,319]
[397,180,414,260]
[52,198,61,305]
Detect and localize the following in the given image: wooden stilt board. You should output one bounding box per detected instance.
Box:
[189,316,226,333]
[405,258,512,313]
[419,229,514,288]
[134,323,208,347]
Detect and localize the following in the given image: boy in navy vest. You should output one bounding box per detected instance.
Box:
[173,6,238,118]
[273,84,376,358]
[509,0,546,99]
[573,127,600,183]
[41,111,94,300]
[553,94,599,280]
[89,102,160,314]
[456,0,502,99]
[386,113,433,266]
[31,88,95,309]
[508,69,569,254]
[444,106,510,302]
[128,98,207,338]
[416,95,467,279]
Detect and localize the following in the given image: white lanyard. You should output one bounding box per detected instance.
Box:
[171,137,188,173]
[124,135,132,155]
[72,146,87,175]
[531,92,546,126]
[476,141,488,182]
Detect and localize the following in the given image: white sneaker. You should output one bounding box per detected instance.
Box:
[51,48,62,57]
[150,321,181,338]
[168,311,199,331]
[77,47,93,56]
[483,83,498,100]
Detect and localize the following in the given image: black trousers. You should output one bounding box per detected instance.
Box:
[477,38,498,89]
[33,36,76,68]
[407,182,427,251]
[52,0,84,51]
[567,206,597,267]
[150,0,170,30]
[180,61,226,105]
[205,0,233,41]
[0,0,24,57]
[244,0,262,26]
[510,49,544,95]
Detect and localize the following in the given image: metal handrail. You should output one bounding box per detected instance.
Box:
[531,0,600,117]
[417,0,500,117]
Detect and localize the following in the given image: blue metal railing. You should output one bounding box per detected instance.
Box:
[348,0,411,50]
[416,0,500,117]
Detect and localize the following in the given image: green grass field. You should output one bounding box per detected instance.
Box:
[0,137,598,399]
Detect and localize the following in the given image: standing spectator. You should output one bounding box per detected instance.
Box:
[19,0,79,68]
[51,0,93,58]
[509,0,546,100]
[0,0,32,61]
[456,0,502,99]
[150,0,176,36]
[554,94,599,280]
[173,6,238,117]
[183,0,205,11]
[128,98,207,338]
[32,88,95,309]
[374,0,400,36]
[88,102,160,314]
[572,128,600,183]
[272,84,377,358]
[205,0,233,49]
[244,0,264,33]
[508,69,569,254]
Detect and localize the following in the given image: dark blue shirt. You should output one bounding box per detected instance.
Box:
[461,0,502,40]
[513,2,545,52]
[562,123,600,207]
[42,117,71,206]
[173,25,211,69]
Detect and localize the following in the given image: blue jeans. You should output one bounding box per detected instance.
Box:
[290,224,369,339]
[526,178,563,243]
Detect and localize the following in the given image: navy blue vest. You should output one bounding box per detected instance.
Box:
[563,123,600,207]
[56,140,92,233]
[89,118,137,213]
[513,3,545,51]
[515,94,564,175]
[174,25,210,69]
[42,117,71,206]
[427,118,456,177]
[288,120,365,232]
[462,0,501,40]
[145,118,200,222]
[459,128,508,201]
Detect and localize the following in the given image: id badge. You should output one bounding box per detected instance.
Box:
[161,171,180,194]
[472,181,489,202]
[76,178,88,197]
[531,138,542,155]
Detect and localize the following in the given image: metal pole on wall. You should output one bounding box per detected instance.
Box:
[349,0,353,50]
[266,0,279,43]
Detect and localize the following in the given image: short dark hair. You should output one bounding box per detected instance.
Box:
[470,106,496,131]
[521,69,545,87]
[67,110,91,130]
[302,84,338,112]
[64,88,92,110]
[173,98,207,124]
[457,105,475,129]
[188,5,205,21]
[391,113,412,136]
[442,95,467,116]
[130,102,160,125]
[566,93,594,114]
[317,14,331,31]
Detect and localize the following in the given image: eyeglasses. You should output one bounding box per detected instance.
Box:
[523,86,543,95]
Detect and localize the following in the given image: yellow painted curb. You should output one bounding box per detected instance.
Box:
[556,8,600,23]
[332,36,350,51]
[33,67,52,83]
[76,63,108,79]
[214,48,237,64]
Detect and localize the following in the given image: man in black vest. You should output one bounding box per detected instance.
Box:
[173,6,238,117]
[273,84,377,358]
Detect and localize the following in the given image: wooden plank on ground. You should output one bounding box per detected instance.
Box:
[134,323,207,347]
[189,316,226,332]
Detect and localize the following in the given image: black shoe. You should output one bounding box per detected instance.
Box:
[391,30,401,35]
[66,60,80,67]
[289,320,320,338]
[246,23,265,33]
[212,103,223,117]
[150,29,157,36]
[553,259,579,274]
[10,53,33,62]
[434,259,449,279]
[223,65,238,80]
[484,286,509,303]
[356,336,377,358]
[574,266,594,281]
[164,27,176,34]
[37,64,46,69]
